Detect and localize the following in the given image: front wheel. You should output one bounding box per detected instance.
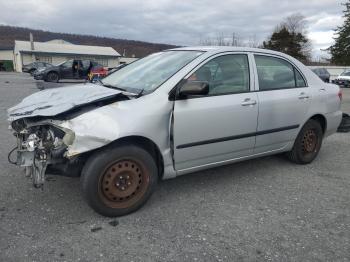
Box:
[46,72,59,82]
[81,144,158,217]
[286,119,323,164]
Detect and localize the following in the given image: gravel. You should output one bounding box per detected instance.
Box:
[0,72,349,262]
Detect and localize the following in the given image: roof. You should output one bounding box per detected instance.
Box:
[170,46,293,56]
[169,46,301,63]
[14,40,120,57]
[45,39,73,45]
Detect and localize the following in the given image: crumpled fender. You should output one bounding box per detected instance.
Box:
[58,108,122,157]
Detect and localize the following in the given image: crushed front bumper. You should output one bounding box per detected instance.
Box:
[8,123,73,188]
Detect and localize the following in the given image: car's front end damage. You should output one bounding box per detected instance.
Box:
[9,119,76,188]
[7,84,131,188]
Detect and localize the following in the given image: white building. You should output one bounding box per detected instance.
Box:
[0,48,14,71]
[13,39,121,72]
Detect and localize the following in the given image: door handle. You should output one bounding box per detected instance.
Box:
[298,92,309,100]
[319,88,326,91]
[241,98,257,106]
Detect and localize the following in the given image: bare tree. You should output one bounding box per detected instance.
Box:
[282,13,307,34]
[247,34,260,48]
[199,32,252,47]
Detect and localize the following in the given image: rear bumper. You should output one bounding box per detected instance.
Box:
[325,110,343,137]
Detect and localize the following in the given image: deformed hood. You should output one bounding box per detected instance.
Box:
[8,84,123,121]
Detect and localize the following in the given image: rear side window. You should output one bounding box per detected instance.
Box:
[295,69,306,87]
[255,55,306,90]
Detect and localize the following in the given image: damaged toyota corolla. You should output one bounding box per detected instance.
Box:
[8,47,342,217]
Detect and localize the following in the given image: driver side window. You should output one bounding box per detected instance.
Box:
[188,54,250,95]
[62,60,73,69]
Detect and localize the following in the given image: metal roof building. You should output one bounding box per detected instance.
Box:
[14,39,121,72]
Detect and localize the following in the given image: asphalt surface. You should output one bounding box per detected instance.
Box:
[0,72,349,262]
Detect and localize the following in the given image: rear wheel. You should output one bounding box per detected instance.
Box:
[46,72,59,82]
[286,119,323,164]
[81,144,158,217]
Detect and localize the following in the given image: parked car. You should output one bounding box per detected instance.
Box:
[88,65,108,82]
[33,59,102,82]
[7,47,342,217]
[88,64,128,83]
[333,70,350,87]
[22,62,53,75]
[311,68,330,83]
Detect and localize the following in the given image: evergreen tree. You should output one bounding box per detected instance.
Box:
[263,26,309,62]
[329,1,350,65]
[263,14,311,62]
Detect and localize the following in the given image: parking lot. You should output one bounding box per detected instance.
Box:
[0,72,349,262]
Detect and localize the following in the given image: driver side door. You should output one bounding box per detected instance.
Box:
[173,53,259,171]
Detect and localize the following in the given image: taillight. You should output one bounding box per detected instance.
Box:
[338,89,343,101]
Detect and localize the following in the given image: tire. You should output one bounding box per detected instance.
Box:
[337,113,350,133]
[46,72,59,82]
[81,144,158,217]
[286,119,323,164]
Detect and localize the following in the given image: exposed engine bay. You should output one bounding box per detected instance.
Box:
[9,122,73,188]
[7,84,132,188]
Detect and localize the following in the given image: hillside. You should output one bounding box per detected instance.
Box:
[0,25,177,57]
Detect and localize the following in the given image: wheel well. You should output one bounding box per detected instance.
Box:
[310,114,327,134]
[108,136,164,179]
[47,71,58,75]
[45,71,58,80]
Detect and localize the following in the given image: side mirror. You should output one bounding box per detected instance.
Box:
[178,80,209,98]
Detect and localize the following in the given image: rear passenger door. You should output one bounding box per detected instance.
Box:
[253,54,310,153]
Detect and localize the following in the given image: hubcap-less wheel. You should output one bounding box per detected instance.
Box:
[302,129,318,154]
[98,159,150,209]
[286,119,323,165]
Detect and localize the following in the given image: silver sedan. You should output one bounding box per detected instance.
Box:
[8,47,343,216]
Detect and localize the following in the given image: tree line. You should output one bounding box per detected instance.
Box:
[200,0,350,65]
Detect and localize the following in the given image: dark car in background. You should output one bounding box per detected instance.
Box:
[22,62,53,75]
[34,59,103,82]
[312,68,330,83]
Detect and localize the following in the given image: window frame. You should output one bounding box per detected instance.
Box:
[175,52,252,100]
[253,53,308,92]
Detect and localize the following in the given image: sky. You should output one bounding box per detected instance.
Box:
[0,0,345,60]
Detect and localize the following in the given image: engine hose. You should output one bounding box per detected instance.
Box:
[8,146,18,165]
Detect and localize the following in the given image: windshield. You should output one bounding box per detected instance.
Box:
[341,71,350,76]
[101,51,203,94]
